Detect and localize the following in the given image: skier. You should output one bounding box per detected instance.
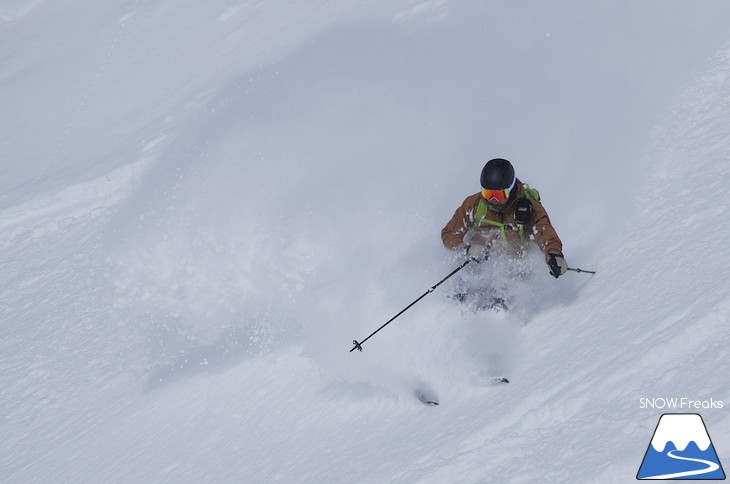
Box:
[441,158,567,279]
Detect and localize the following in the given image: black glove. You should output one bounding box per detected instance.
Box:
[465,244,488,263]
[546,251,568,278]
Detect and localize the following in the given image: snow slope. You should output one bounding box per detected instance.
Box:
[2,1,730,482]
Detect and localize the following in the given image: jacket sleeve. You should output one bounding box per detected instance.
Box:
[528,200,563,256]
[441,195,476,250]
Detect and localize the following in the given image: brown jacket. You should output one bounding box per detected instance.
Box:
[441,179,562,257]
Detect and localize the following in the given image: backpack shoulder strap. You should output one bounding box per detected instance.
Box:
[473,198,488,228]
[522,183,541,203]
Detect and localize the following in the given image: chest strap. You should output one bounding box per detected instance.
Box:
[473,199,526,248]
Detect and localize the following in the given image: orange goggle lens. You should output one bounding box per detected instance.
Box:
[481,188,510,203]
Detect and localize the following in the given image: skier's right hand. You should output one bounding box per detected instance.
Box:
[465,244,488,262]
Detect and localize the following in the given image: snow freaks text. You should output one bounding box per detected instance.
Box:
[639,398,724,410]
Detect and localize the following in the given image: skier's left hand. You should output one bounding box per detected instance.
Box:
[546,251,567,278]
[466,244,488,262]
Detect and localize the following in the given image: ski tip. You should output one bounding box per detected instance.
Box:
[415,391,440,406]
[471,375,511,386]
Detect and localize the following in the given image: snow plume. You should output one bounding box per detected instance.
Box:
[104,138,305,382]
[103,22,493,384]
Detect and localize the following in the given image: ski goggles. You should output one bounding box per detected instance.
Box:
[481,178,516,204]
[481,185,514,204]
[481,188,510,203]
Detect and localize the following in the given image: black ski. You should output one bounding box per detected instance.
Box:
[415,378,507,406]
[478,375,510,385]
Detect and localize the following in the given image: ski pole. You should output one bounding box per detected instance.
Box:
[350,259,471,352]
[568,267,596,275]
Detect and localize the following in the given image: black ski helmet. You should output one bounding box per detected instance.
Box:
[480,158,515,190]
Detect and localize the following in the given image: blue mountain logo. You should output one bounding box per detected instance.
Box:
[637,413,725,480]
